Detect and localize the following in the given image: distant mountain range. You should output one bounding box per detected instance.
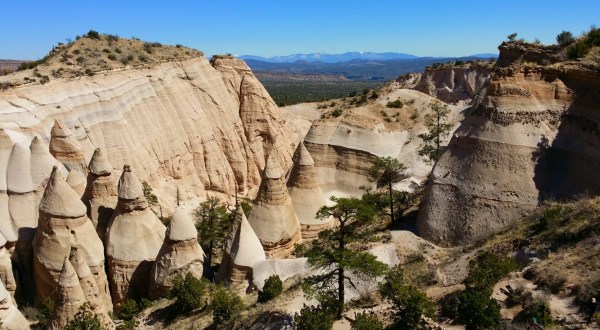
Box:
[238,51,497,63]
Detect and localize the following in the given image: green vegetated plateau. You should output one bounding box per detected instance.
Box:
[261,79,381,106]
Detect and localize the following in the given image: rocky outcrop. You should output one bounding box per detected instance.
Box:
[82,148,117,240]
[415,66,490,103]
[287,142,333,239]
[30,135,67,191]
[106,165,166,305]
[67,169,86,196]
[247,152,301,258]
[50,258,87,330]
[0,279,28,330]
[217,206,266,285]
[418,42,600,245]
[0,234,16,296]
[150,207,205,299]
[32,166,111,311]
[49,120,87,175]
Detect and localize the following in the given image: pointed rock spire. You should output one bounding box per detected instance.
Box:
[0,233,17,296]
[287,142,333,240]
[88,148,112,176]
[106,166,165,305]
[149,206,204,300]
[51,120,72,138]
[247,151,301,258]
[0,129,13,192]
[51,258,87,330]
[218,206,266,285]
[39,166,87,218]
[49,119,87,174]
[83,148,117,241]
[7,142,33,194]
[30,135,67,189]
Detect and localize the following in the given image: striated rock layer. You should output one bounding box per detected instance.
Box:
[247,152,301,258]
[0,57,295,206]
[287,142,333,239]
[32,166,112,312]
[149,207,205,300]
[106,165,166,306]
[418,42,600,246]
[0,279,28,330]
[415,66,491,103]
[49,120,87,175]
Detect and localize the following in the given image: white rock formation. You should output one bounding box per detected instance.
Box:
[66,169,86,196]
[247,152,301,258]
[32,166,111,312]
[0,279,28,330]
[106,165,166,305]
[150,207,205,299]
[217,206,266,286]
[287,142,333,239]
[0,233,16,296]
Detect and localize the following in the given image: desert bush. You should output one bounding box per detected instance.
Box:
[567,41,590,59]
[108,54,117,61]
[537,270,567,294]
[169,273,207,314]
[85,68,94,76]
[102,48,111,53]
[507,33,518,42]
[85,30,101,40]
[76,56,85,64]
[294,295,337,330]
[464,252,517,294]
[556,31,575,47]
[258,275,283,303]
[587,27,600,47]
[114,48,122,54]
[351,312,383,330]
[331,108,343,118]
[386,99,403,108]
[520,297,553,326]
[64,303,103,330]
[138,55,148,62]
[36,298,55,328]
[369,91,379,99]
[211,286,244,326]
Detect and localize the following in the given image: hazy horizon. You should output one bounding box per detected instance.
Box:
[1,0,598,60]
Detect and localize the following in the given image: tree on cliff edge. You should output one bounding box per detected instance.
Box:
[194,197,231,276]
[302,197,388,319]
[367,156,406,223]
[418,100,452,163]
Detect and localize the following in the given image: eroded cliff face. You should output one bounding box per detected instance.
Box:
[0,56,294,208]
[414,66,491,103]
[418,42,600,246]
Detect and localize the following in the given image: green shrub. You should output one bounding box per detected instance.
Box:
[369,91,379,99]
[294,304,335,330]
[85,68,94,76]
[386,99,404,108]
[64,303,103,330]
[567,41,590,59]
[457,289,501,330]
[521,298,553,326]
[138,55,148,62]
[169,272,207,313]
[118,299,141,320]
[37,298,55,328]
[556,31,575,47]
[76,56,85,64]
[587,27,600,47]
[258,275,283,303]
[102,48,111,53]
[108,54,117,61]
[507,33,518,42]
[331,108,343,118]
[464,252,517,294]
[351,312,383,330]
[114,48,122,54]
[211,286,244,326]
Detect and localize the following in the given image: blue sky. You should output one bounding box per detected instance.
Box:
[1,0,598,60]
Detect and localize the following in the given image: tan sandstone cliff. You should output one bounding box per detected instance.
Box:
[417,41,600,245]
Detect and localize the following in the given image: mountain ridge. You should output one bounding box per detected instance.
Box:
[239,51,498,63]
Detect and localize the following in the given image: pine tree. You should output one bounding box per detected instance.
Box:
[303,197,388,319]
[194,197,231,275]
[367,157,406,223]
[418,100,453,163]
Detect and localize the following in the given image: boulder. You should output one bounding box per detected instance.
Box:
[287,142,333,239]
[106,165,166,306]
[149,207,205,299]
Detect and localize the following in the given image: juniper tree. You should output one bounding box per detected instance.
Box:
[303,197,388,319]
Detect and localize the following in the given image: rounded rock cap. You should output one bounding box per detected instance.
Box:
[29,136,47,155]
[88,148,112,176]
[117,165,144,200]
[39,166,87,218]
[168,207,197,241]
[264,152,283,179]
